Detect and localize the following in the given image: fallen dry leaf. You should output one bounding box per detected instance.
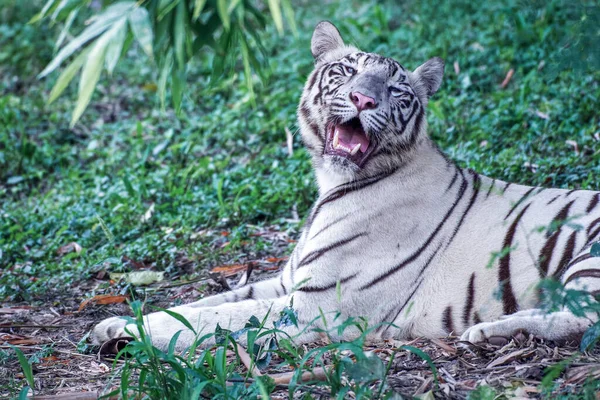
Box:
[265,256,289,263]
[500,68,514,88]
[453,61,460,75]
[57,242,83,256]
[109,271,165,286]
[285,126,294,157]
[1,333,46,345]
[78,294,128,312]
[565,140,579,154]
[535,110,549,120]
[486,348,534,369]
[211,264,248,277]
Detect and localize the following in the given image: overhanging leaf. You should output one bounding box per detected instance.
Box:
[47,46,90,104]
[193,0,208,20]
[105,18,128,75]
[267,0,284,35]
[128,5,154,59]
[38,1,136,78]
[216,0,230,31]
[173,0,187,68]
[71,23,116,126]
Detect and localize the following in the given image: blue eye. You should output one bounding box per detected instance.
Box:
[343,65,356,76]
[390,87,409,98]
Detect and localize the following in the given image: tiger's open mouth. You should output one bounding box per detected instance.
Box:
[324,118,373,167]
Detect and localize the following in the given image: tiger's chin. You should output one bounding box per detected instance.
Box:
[323,117,375,173]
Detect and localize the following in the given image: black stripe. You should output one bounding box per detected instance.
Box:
[538,200,576,277]
[501,182,512,194]
[473,312,482,324]
[379,278,425,334]
[498,203,532,315]
[442,306,455,334]
[463,273,476,326]
[445,169,459,193]
[279,275,288,295]
[297,273,356,293]
[564,269,600,285]
[445,170,480,248]
[297,232,367,269]
[566,253,592,269]
[505,187,536,220]
[486,179,497,198]
[305,168,397,229]
[245,286,254,300]
[360,174,468,290]
[552,230,578,279]
[309,212,351,240]
[565,189,578,196]
[586,217,600,237]
[547,195,562,205]
[586,193,600,213]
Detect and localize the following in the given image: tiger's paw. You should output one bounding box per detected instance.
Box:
[91,316,140,346]
[459,318,528,346]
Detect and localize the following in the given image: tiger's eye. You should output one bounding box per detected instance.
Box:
[344,65,356,76]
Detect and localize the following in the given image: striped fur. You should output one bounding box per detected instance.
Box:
[92,22,599,350]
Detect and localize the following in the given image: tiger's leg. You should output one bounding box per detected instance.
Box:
[461,247,599,344]
[91,274,290,345]
[186,275,290,308]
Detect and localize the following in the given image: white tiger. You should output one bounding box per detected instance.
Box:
[92,21,600,350]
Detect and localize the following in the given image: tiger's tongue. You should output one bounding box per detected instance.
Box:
[337,125,370,152]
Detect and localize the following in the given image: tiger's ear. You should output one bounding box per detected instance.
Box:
[413,57,445,97]
[311,21,345,61]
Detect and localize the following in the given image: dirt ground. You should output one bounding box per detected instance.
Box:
[2,240,600,399]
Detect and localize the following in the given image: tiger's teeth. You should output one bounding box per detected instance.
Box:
[350,143,361,155]
[333,129,339,148]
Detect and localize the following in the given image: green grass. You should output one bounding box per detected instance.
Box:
[1,0,600,397]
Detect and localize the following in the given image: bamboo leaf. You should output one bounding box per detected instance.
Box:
[55,8,79,50]
[39,2,135,78]
[105,18,127,75]
[171,66,185,115]
[158,53,172,111]
[29,0,59,23]
[12,346,34,391]
[267,0,284,35]
[280,0,297,37]
[128,5,154,59]
[217,0,230,31]
[192,0,208,20]
[71,25,117,126]
[173,0,187,68]
[47,46,90,104]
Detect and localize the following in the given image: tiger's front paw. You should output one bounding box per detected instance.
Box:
[91,316,140,345]
[460,318,528,345]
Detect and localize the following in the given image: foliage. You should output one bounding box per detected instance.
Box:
[33,0,295,125]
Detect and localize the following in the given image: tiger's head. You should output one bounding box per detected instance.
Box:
[298,21,444,182]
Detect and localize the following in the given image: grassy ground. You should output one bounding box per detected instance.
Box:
[1,0,600,398]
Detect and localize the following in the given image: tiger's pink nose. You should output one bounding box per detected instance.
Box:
[350,92,377,112]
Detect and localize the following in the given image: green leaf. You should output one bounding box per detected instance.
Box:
[173,0,187,69]
[217,0,230,31]
[12,346,34,391]
[280,0,297,36]
[70,22,117,126]
[267,0,284,35]
[105,18,128,75]
[29,0,58,23]
[591,242,600,257]
[158,53,173,111]
[580,321,600,351]
[171,67,185,115]
[193,0,208,20]
[47,46,90,105]
[55,8,79,50]
[401,345,438,385]
[128,5,154,59]
[38,2,135,78]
